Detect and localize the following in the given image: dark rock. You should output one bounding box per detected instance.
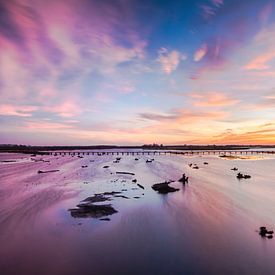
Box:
[132,179,137,183]
[135,158,139,161]
[203,162,208,165]
[82,165,88,168]
[102,191,121,196]
[69,204,117,218]
[178,174,189,184]
[114,195,129,199]
[38,169,59,174]
[188,163,192,167]
[116,171,135,175]
[152,181,179,194]
[231,167,238,171]
[193,166,199,169]
[259,226,274,238]
[237,173,251,179]
[82,194,112,203]
[133,196,140,199]
[137,183,145,189]
[100,218,111,221]
[103,165,109,168]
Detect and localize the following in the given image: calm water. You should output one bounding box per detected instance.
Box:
[1,151,275,275]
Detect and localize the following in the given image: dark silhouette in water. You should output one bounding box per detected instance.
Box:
[178,174,189,184]
[137,183,145,189]
[69,204,117,218]
[37,169,59,174]
[152,181,179,194]
[116,171,135,175]
[237,172,251,179]
[259,226,274,239]
[69,193,119,218]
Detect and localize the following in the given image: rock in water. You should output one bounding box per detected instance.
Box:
[38,169,59,174]
[259,226,274,239]
[69,204,117,218]
[178,174,188,184]
[152,181,179,194]
[137,183,145,189]
[237,173,251,179]
[116,171,135,175]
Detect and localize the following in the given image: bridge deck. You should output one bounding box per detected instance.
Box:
[45,150,275,156]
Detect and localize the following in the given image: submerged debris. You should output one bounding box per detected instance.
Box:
[69,192,119,218]
[69,204,117,218]
[259,226,274,239]
[236,172,251,179]
[38,169,59,174]
[178,174,189,184]
[82,194,112,203]
[137,183,145,189]
[116,171,135,176]
[152,181,179,194]
[114,195,129,199]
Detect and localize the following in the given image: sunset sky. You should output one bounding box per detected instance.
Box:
[1,0,275,145]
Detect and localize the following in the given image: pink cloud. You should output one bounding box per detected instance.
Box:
[193,44,208,62]
[43,100,82,118]
[157,48,181,74]
[189,92,240,107]
[25,121,74,131]
[0,105,38,117]
[244,50,275,70]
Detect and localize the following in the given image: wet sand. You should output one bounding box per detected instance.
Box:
[1,152,275,275]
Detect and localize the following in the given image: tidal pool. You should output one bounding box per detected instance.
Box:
[1,151,275,275]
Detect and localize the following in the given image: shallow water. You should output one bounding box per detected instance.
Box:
[1,152,275,275]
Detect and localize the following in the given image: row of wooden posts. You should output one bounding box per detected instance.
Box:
[45,150,275,156]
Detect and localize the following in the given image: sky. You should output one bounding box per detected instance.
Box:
[0,0,275,145]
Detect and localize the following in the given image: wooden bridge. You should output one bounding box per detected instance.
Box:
[45,150,275,156]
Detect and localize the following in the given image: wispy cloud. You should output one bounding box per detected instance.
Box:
[157,48,182,74]
[193,44,208,62]
[0,105,38,117]
[189,92,240,107]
